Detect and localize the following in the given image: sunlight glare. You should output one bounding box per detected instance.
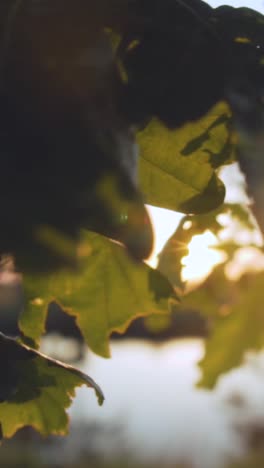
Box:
[181,231,226,283]
[146,205,183,268]
[146,207,226,282]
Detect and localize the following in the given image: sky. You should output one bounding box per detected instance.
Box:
[207,0,264,11]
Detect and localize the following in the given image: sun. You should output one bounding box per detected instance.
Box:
[181,231,225,284]
[146,206,225,284]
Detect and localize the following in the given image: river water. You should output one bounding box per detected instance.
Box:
[46,338,264,468]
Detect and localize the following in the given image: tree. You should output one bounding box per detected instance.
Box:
[0,0,264,440]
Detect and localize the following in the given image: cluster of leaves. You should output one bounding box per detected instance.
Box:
[0,0,264,440]
[155,202,264,389]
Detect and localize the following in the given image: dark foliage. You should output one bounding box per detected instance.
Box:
[0,0,153,271]
[0,0,264,271]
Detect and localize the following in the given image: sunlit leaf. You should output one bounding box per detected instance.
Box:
[19,231,176,357]
[144,314,172,334]
[0,332,104,439]
[157,218,190,292]
[181,264,235,318]
[138,102,233,214]
[199,272,264,388]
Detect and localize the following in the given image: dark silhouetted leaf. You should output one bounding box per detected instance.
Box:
[0,1,154,271]
[0,332,104,439]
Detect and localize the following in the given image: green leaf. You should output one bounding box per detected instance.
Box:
[181,264,234,318]
[138,102,233,214]
[0,332,104,439]
[157,218,190,292]
[19,278,51,348]
[179,173,225,214]
[199,272,264,388]
[19,231,177,357]
[144,314,172,334]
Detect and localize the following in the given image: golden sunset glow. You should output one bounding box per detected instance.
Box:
[181,231,225,283]
[147,206,225,283]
